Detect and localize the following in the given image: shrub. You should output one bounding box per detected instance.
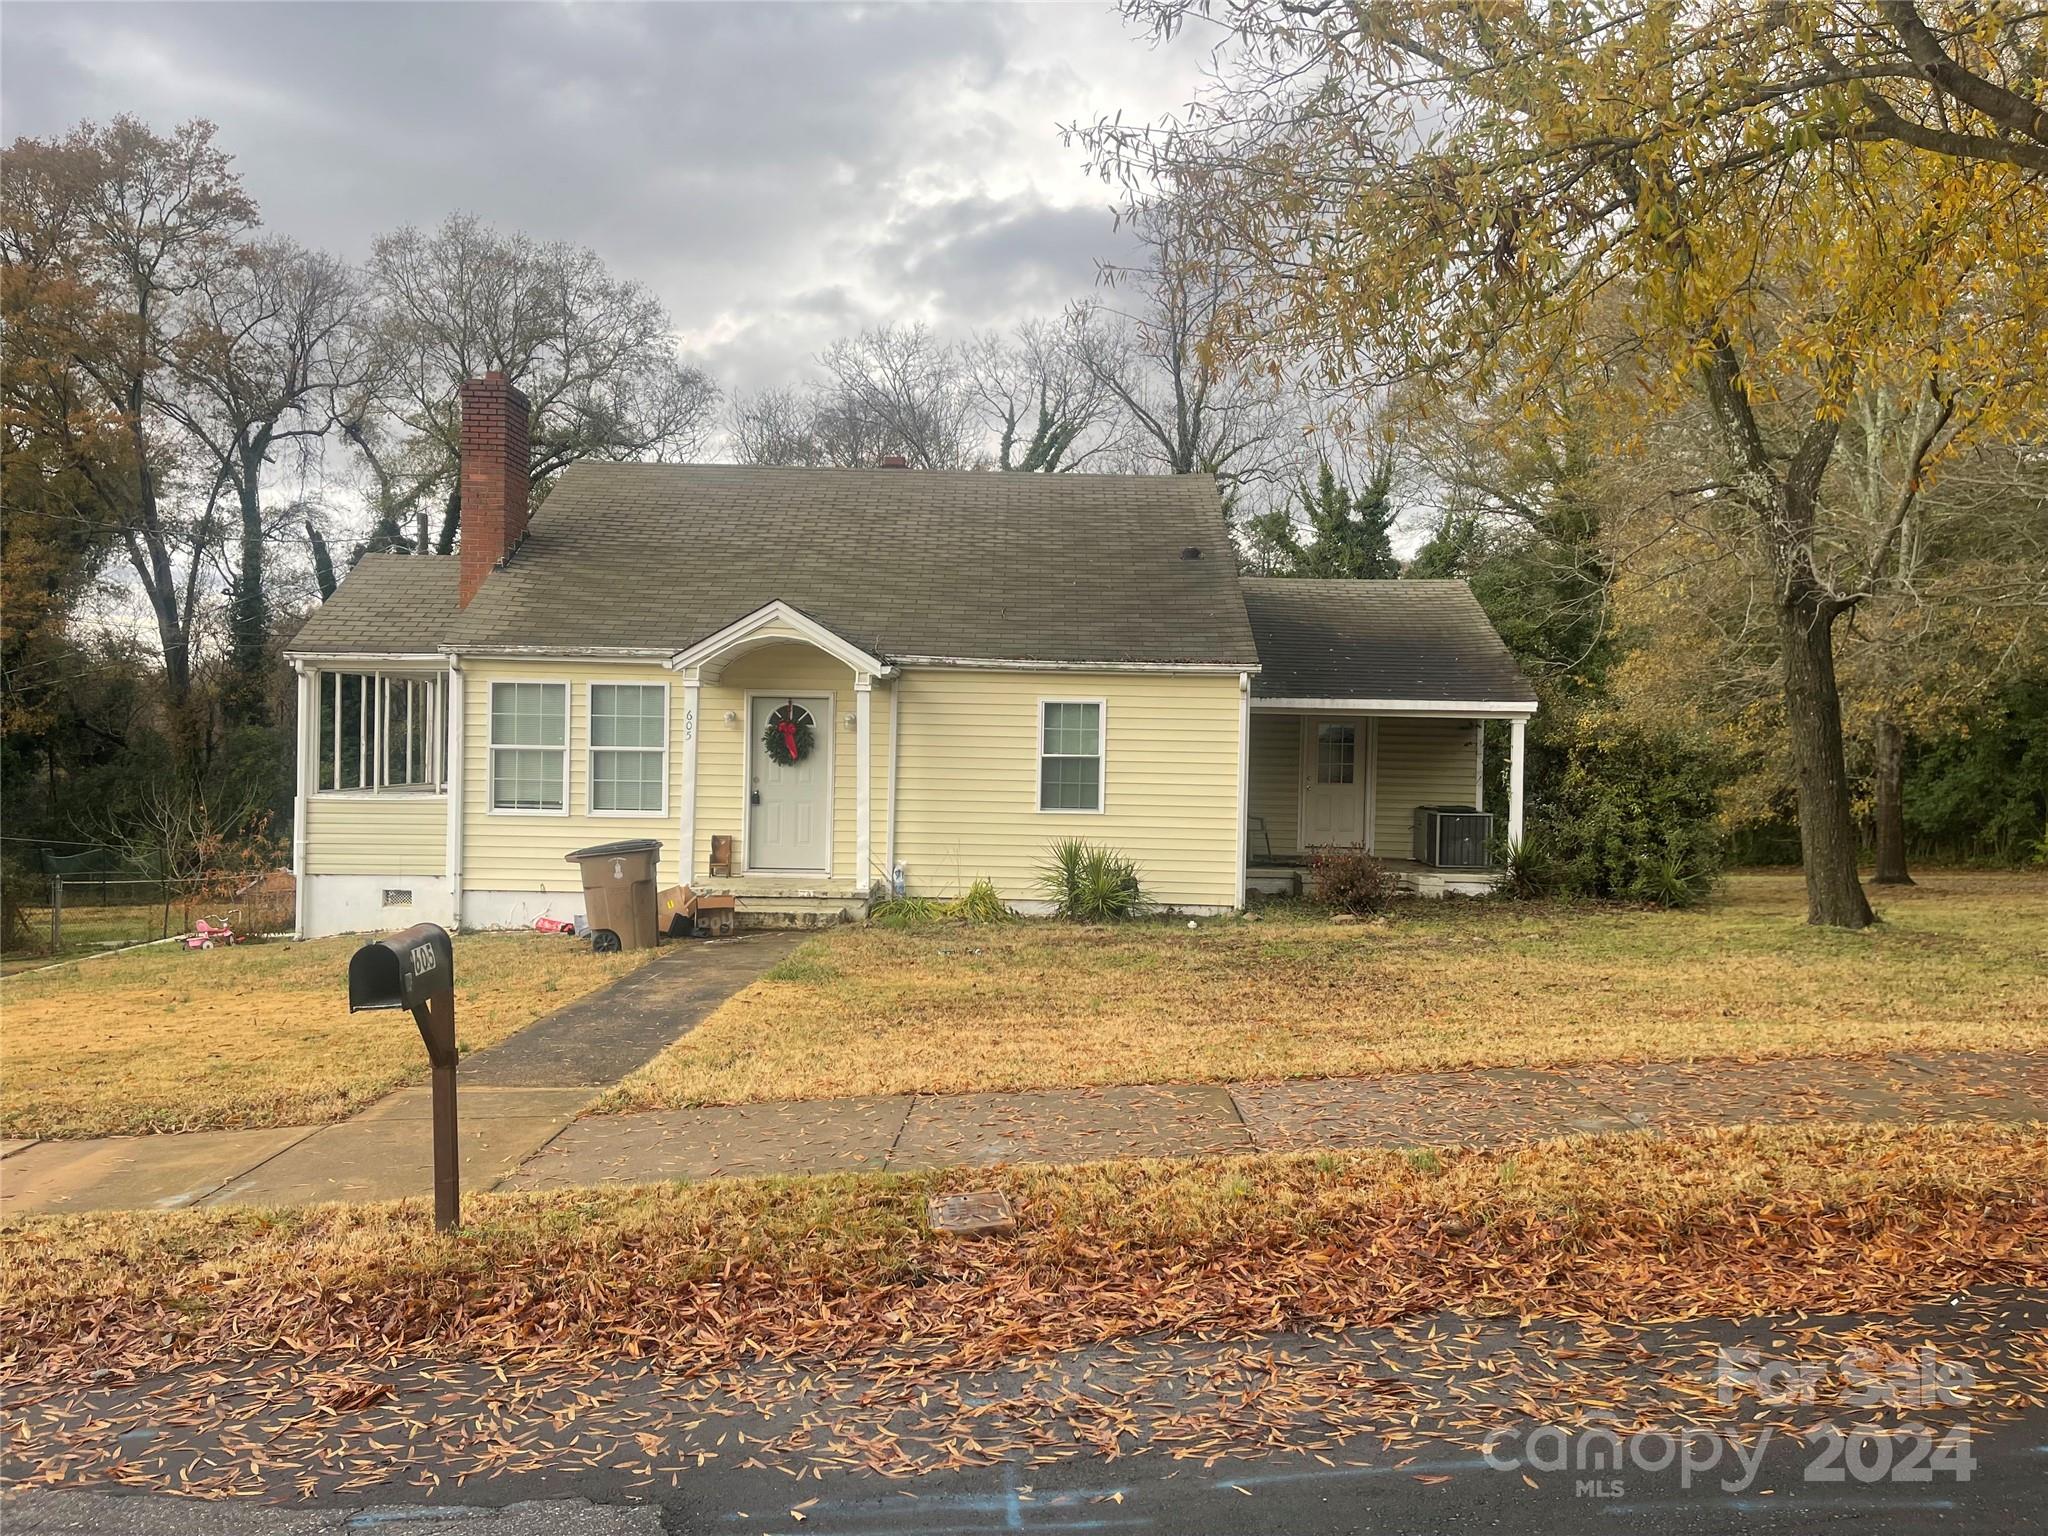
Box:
[1,857,44,956]
[870,894,945,929]
[1532,717,1726,907]
[1036,838,1146,921]
[951,877,1012,924]
[1307,845,1392,915]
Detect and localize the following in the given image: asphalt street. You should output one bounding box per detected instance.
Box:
[8,1293,2043,1534]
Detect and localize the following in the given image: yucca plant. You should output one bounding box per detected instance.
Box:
[1036,838,1145,921]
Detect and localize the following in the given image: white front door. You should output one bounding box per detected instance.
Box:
[1300,717,1366,849]
[748,694,832,871]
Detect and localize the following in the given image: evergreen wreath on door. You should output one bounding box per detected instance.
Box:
[762,701,816,766]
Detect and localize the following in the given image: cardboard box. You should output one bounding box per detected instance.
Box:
[694,893,738,938]
[658,885,697,938]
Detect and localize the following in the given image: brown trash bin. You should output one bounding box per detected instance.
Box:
[564,839,662,953]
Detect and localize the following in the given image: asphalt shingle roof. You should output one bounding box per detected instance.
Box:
[290,472,1530,700]
[430,463,1261,666]
[1241,578,1537,705]
[285,554,464,656]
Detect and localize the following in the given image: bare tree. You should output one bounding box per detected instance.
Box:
[816,323,978,469]
[361,214,720,552]
[160,238,366,724]
[1068,200,1292,495]
[965,319,1122,471]
[728,386,836,467]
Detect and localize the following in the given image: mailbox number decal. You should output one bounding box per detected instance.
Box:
[410,942,440,978]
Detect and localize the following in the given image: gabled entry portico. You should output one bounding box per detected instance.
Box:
[668,601,895,920]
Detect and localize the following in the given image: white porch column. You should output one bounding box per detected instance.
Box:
[680,673,701,885]
[855,674,873,891]
[444,659,464,926]
[292,663,312,937]
[1234,672,1251,909]
[1508,715,1528,850]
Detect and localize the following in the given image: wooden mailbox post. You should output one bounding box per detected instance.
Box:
[347,922,460,1231]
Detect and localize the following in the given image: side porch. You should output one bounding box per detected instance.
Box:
[1243,703,1530,899]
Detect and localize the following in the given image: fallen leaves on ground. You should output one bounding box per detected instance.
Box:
[3,1122,2041,1393]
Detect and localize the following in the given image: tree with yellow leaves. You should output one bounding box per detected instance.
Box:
[1090,0,2048,927]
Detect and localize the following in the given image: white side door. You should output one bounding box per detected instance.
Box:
[747,695,832,871]
[1299,717,1366,849]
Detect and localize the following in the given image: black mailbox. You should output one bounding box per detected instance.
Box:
[349,923,455,1023]
[347,921,461,1229]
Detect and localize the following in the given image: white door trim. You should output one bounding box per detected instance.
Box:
[1296,714,1368,850]
[741,689,835,876]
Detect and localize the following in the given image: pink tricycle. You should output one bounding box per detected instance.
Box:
[182,917,242,950]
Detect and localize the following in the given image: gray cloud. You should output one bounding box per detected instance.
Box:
[1,1,1205,396]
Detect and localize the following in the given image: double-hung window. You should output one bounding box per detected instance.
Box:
[1038,700,1104,812]
[588,683,668,814]
[317,671,446,793]
[489,681,568,813]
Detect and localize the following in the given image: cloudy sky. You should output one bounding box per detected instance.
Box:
[2,0,1215,395]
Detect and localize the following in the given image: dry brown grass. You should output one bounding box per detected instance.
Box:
[2,1122,2040,1384]
[0,933,653,1140]
[604,871,2048,1111]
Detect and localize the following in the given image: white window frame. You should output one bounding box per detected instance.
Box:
[487,678,570,817]
[313,669,447,799]
[1036,696,1107,815]
[584,680,669,818]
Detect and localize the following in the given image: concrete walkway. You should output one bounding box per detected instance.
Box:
[0,933,801,1218]
[504,1047,2046,1188]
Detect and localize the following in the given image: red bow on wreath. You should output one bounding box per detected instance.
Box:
[777,718,800,761]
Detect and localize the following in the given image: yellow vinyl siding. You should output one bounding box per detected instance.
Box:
[1372,717,1479,853]
[305,795,446,875]
[894,669,1242,908]
[693,641,892,889]
[462,659,681,894]
[1246,713,1300,858]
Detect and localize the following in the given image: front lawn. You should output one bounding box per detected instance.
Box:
[0,933,653,1141]
[604,871,2048,1111]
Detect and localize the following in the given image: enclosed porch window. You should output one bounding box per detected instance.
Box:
[316,671,446,793]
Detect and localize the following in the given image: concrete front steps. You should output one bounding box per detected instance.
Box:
[691,877,874,929]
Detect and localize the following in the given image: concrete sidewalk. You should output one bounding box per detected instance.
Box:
[503,1047,2045,1188]
[5,1045,2039,1217]
[0,933,800,1218]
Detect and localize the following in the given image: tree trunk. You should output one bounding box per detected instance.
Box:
[1779,594,1877,928]
[1872,716,1914,885]
[308,520,338,599]
[222,448,271,728]
[435,485,461,557]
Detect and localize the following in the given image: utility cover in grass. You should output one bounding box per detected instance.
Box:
[927,1190,1015,1237]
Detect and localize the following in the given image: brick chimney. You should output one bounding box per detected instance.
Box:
[457,371,530,608]
[878,453,909,469]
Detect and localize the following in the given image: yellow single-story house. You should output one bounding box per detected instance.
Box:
[285,373,1535,936]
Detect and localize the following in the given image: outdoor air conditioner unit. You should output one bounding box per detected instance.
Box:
[1412,805,1494,869]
